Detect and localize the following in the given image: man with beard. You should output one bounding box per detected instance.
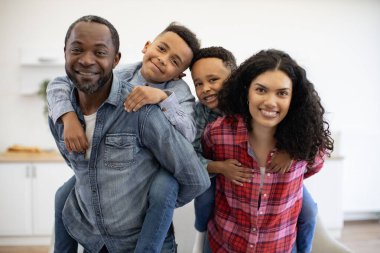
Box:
[48,15,210,252]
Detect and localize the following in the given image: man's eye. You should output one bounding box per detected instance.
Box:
[71,48,82,54]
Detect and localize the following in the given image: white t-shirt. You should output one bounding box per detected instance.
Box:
[83,112,97,159]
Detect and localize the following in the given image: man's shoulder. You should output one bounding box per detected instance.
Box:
[114,61,142,80]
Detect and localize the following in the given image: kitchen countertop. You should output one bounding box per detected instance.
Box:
[0,150,64,162]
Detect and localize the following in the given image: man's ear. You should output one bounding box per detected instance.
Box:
[113,52,122,68]
[173,72,186,81]
[142,41,151,54]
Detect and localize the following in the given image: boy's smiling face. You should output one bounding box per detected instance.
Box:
[191,57,231,110]
[140,31,193,83]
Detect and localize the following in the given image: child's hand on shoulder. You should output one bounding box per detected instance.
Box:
[124,86,168,112]
[61,112,88,153]
[268,151,293,173]
[215,159,253,186]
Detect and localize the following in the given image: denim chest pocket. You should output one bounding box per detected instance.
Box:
[104,134,137,169]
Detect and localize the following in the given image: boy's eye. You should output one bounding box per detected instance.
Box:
[171,58,179,67]
[209,78,218,84]
[194,82,202,88]
[157,45,166,52]
[96,51,107,57]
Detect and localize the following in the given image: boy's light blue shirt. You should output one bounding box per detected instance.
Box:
[48,75,210,252]
[192,102,222,174]
[47,61,196,142]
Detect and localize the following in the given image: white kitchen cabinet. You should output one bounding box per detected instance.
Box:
[304,156,344,238]
[0,152,73,245]
[0,163,32,236]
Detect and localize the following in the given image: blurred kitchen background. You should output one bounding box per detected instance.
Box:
[0,0,379,252]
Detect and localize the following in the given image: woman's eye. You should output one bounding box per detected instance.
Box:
[256,87,265,93]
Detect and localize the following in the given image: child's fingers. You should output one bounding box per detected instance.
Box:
[125,95,144,112]
[238,167,253,176]
[131,99,148,112]
[79,137,89,151]
[64,140,73,153]
[71,139,83,153]
[231,179,243,186]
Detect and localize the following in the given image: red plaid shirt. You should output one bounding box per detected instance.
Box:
[202,116,324,253]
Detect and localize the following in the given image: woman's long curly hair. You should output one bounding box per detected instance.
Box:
[218,49,334,162]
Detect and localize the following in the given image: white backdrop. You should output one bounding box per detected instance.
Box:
[0,0,379,227]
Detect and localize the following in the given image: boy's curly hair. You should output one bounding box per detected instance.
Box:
[218,49,334,162]
[161,22,201,57]
[189,46,237,71]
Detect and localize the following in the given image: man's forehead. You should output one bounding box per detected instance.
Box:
[67,22,114,47]
[69,22,111,40]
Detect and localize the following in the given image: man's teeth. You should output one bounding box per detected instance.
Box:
[79,72,95,76]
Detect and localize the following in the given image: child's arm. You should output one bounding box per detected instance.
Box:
[194,104,252,186]
[268,150,293,173]
[304,150,326,179]
[47,76,88,152]
[124,79,196,142]
[61,112,88,153]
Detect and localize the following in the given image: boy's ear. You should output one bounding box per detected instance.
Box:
[173,72,186,81]
[142,41,151,54]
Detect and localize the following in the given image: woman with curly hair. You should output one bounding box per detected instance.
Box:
[202,49,334,252]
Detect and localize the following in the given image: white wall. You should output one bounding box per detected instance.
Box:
[1,0,379,224]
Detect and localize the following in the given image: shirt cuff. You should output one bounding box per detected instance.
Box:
[158,91,177,123]
[49,100,75,124]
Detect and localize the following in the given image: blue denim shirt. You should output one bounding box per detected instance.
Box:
[47,61,196,142]
[48,75,210,252]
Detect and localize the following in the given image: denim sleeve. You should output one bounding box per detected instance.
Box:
[158,80,196,142]
[48,116,72,168]
[46,76,74,124]
[140,106,210,206]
